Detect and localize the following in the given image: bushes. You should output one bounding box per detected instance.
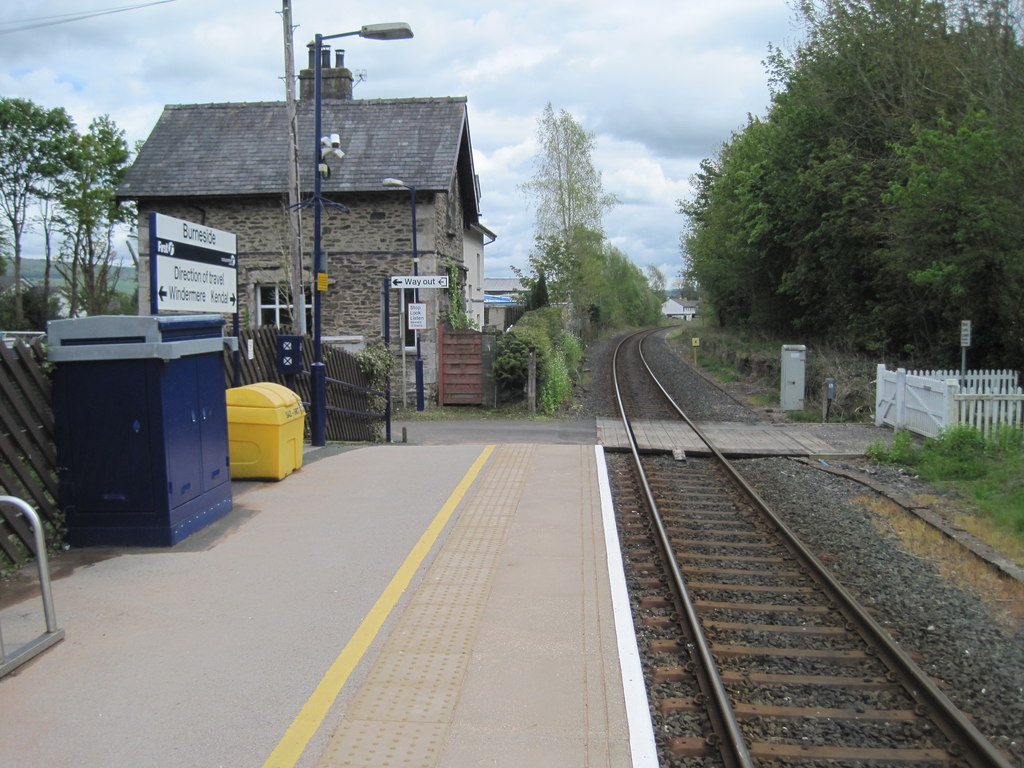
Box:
[493,306,582,413]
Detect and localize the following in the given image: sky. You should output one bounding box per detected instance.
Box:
[1,0,804,282]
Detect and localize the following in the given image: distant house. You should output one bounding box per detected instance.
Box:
[483,277,525,330]
[116,48,495,404]
[662,297,698,321]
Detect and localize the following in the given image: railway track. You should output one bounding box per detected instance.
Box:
[607,328,1013,768]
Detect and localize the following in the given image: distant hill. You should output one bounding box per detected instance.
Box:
[7,258,137,293]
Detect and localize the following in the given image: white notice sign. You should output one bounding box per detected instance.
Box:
[407,302,427,330]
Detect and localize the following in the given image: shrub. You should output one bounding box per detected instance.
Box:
[355,343,396,439]
[492,307,582,413]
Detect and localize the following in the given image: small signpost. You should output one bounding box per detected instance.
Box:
[960,319,972,381]
[691,336,700,365]
[388,275,448,413]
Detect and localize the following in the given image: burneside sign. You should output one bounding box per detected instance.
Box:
[149,213,238,314]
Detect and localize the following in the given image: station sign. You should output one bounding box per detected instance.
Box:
[390,275,448,289]
[150,213,238,313]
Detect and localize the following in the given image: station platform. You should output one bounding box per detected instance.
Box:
[0,435,656,768]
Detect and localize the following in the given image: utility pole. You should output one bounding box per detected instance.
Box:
[281,0,307,334]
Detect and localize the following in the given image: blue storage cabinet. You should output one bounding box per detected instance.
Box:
[48,315,233,547]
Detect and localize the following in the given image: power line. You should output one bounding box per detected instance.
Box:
[0,1,177,35]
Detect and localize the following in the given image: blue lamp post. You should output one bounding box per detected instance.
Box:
[382,177,424,411]
[306,22,412,446]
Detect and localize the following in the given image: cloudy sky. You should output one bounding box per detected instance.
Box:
[1,0,804,282]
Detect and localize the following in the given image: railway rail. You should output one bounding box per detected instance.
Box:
[607,328,1013,767]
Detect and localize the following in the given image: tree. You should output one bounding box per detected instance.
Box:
[519,103,617,242]
[645,265,666,296]
[525,270,550,311]
[681,0,1024,367]
[0,97,75,326]
[54,115,132,317]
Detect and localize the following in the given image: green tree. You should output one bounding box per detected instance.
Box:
[0,97,75,326]
[515,105,662,337]
[54,115,133,317]
[645,265,666,296]
[519,103,617,242]
[886,111,1024,366]
[681,0,1024,367]
[0,284,60,330]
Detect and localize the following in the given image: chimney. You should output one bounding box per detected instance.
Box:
[298,43,354,101]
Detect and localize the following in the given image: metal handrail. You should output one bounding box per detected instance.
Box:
[0,496,65,678]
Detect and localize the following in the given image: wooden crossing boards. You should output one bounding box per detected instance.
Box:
[596,418,885,458]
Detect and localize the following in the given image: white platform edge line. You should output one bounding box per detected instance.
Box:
[595,445,659,767]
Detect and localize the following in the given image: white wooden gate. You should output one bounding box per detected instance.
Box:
[876,366,1022,438]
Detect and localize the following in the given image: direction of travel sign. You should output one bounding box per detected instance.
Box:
[390,275,449,289]
[150,213,238,314]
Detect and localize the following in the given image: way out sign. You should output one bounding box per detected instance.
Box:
[407,302,428,330]
[150,213,238,313]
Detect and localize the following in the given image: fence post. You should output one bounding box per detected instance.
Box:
[895,368,907,431]
[875,364,885,427]
[943,378,959,433]
[527,346,536,415]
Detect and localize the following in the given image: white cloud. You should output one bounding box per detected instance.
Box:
[1,0,802,275]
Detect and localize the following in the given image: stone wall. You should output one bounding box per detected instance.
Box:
[135,183,469,403]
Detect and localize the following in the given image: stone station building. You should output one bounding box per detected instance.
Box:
[116,48,494,404]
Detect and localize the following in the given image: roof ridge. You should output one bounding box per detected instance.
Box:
[165,96,468,110]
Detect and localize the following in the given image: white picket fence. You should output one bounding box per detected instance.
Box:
[875,366,1023,438]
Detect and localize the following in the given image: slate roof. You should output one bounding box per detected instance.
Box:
[117,97,479,220]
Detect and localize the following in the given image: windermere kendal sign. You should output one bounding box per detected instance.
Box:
[149,213,238,314]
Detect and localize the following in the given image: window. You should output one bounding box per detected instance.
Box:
[257,284,312,330]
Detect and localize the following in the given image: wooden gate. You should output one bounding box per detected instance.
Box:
[438,328,483,405]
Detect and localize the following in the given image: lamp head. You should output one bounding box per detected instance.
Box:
[359,22,413,40]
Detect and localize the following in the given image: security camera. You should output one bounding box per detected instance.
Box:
[320,134,345,161]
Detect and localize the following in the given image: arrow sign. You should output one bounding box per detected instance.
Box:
[390,275,449,289]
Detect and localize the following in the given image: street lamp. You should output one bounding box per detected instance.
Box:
[382,177,424,411]
[305,22,413,446]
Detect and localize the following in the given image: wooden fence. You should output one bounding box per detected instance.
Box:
[224,327,382,443]
[1,326,381,571]
[0,339,58,568]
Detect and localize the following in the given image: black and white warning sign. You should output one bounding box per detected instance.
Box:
[150,213,238,313]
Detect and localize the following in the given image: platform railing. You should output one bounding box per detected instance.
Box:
[0,496,64,678]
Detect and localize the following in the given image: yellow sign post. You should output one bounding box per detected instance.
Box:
[691,337,700,365]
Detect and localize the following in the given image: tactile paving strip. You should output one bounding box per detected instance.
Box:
[316,444,532,767]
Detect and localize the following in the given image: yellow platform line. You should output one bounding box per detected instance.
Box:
[262,444,496,768]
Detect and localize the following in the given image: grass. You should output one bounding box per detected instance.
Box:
[696,355,743,383]
[866,426,1024,553]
